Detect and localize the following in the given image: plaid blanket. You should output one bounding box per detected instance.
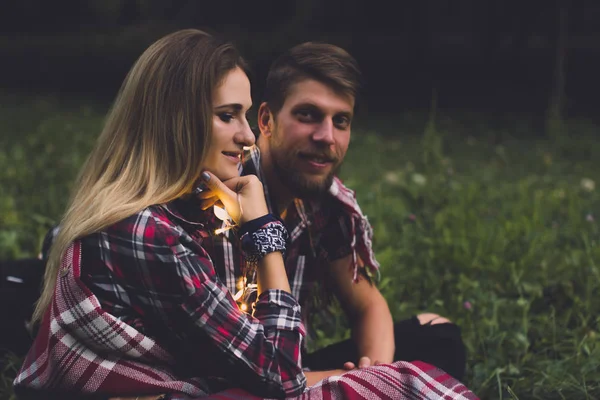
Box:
[199,361,479,400]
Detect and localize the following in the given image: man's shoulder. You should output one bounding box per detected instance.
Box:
[322,176,361,215]
[329,176,357,199]
[299,177,359,234]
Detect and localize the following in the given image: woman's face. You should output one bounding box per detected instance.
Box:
[202,67,254,181]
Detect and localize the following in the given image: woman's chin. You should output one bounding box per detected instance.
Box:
[212,169,239,182]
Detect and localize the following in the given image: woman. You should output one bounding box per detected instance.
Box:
[14,29,306,399]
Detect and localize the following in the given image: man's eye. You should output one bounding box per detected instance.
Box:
[219,113,234,123]
[296,110,315,122]
[333,116,351,129]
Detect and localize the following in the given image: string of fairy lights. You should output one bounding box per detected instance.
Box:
[213,204,257,313]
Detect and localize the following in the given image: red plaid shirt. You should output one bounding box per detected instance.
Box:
[14,203,307,399]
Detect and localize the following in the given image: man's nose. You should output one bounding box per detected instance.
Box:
[312,120,335,145]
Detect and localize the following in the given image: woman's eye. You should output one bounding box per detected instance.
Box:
[219,113,234,123]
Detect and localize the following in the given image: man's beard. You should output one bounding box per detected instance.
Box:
[271,151,338,199]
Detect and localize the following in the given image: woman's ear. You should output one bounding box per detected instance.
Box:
[257,102,273,137]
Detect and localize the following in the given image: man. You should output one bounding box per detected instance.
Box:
[204,42,467,384]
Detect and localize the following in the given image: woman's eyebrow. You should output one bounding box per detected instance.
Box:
[214,103,251,111]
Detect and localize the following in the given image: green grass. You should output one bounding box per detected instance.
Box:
[1,92,599,399]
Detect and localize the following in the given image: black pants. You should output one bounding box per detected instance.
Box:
[303,316,467,381]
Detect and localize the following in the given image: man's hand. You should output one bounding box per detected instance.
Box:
[342,356,378,370]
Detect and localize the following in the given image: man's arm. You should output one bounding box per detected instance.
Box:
[304,369,347,386]
[329,254,395,365]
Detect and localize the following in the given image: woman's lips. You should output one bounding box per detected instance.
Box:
[222,151,241,163]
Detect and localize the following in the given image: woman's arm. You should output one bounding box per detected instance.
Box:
[116,213,306,398]
[102,170,307,400]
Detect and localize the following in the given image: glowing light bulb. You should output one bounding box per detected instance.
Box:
[237,277,246,291]
[213,205,235,235]
[240,303,248,312]
[213,205,230,221]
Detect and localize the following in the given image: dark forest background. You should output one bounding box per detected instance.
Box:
[1,0,599,119]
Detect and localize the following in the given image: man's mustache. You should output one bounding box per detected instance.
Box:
[297,150,339,163]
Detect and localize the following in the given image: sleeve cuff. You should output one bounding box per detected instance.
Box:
[255,289,301,309]
[253,290,304,334]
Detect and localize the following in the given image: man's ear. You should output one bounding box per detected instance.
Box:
[257,102,273,137]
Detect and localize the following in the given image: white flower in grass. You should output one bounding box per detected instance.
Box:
[412,173,427,186]
[581,178,595,192]
[384,171,401,184]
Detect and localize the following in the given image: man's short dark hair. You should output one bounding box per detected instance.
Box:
[263,42,363,115]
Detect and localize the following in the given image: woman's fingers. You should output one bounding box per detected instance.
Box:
[200,171,240,218]
[200,171,268,224]
[199,197,221,210]
[222,175,268,223]
[200,171,235,199]
[196,189,216,199]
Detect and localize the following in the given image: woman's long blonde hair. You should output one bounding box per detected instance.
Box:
[33,29,248,323]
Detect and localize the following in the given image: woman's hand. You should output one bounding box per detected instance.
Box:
[197,171,268,225]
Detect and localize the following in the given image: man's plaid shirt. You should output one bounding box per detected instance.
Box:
[205,147,380,336]
[14,202,307,399]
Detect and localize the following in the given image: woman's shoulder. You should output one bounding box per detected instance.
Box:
[99,204,185,244]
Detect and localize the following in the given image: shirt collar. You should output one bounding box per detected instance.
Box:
[160,195,215,228]
[242,145,274,213]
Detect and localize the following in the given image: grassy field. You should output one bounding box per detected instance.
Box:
[1,92,599,399]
